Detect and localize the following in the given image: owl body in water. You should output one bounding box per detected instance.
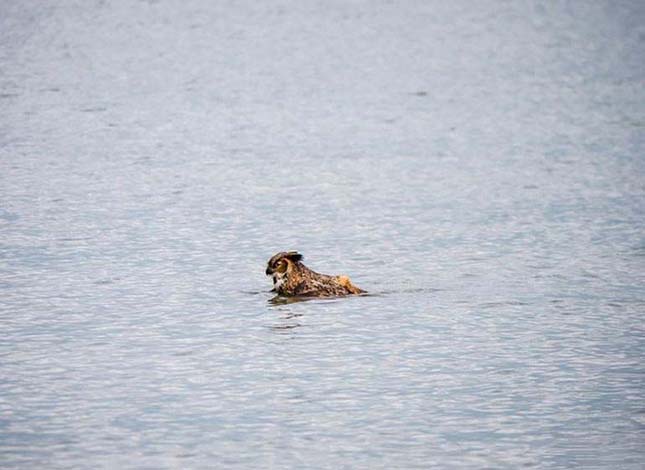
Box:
[266,251,365,297]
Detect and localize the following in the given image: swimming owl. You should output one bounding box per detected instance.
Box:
[265,251,366,297]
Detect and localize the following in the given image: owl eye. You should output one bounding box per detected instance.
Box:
[276,260,288,273]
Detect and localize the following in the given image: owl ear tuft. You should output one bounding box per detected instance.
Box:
[284,251,303,262]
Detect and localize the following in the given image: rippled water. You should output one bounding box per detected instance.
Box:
[2,1,644,468]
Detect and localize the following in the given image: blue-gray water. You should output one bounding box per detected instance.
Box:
[1,1,644,468]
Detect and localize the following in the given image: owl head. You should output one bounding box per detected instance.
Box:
[266,251,304,292]
[265,251,303,277]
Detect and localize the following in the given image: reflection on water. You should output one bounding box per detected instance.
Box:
[1,0,644,469]
[267,293,371,305]
[268,295,317,306]
[269,312,303,333]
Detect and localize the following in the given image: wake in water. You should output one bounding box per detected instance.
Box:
[240,287,443,305]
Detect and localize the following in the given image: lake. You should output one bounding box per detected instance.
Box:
[1,1,644,468]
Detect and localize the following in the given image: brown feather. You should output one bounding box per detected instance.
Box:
[266,252,365,297]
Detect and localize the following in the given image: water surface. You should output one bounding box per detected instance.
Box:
[1,1,644,468]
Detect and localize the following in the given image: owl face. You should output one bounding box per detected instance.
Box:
[265,251,302,290]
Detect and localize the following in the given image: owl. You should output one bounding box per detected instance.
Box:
[265,251,366,297]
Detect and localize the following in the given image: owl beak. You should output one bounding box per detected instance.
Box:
[265,266,273,275]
